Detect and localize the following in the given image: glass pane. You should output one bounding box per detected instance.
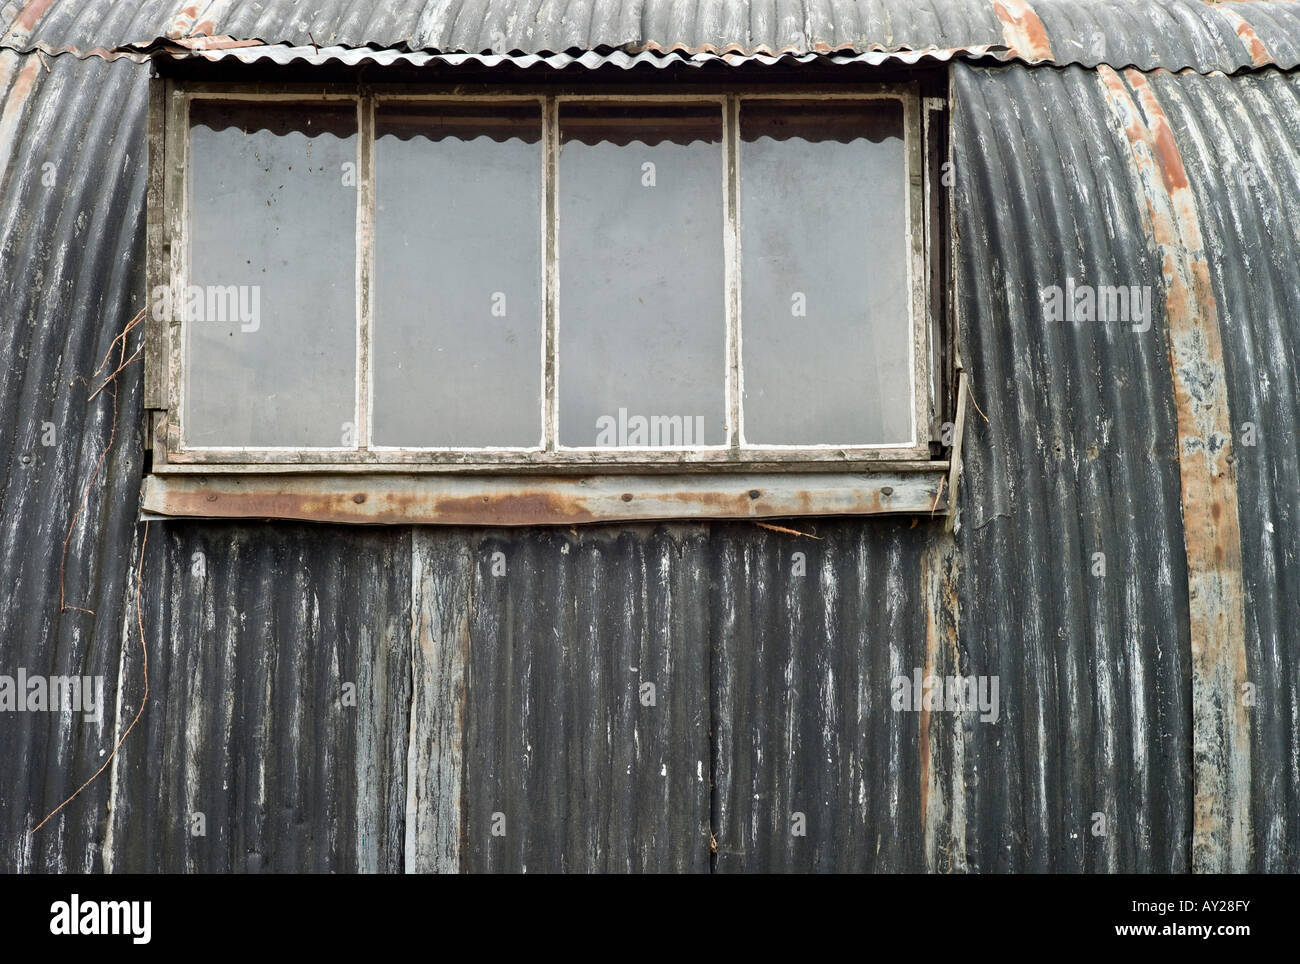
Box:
[373,102,543,447]
[558,103,726,448]
[740,100,913,446]
[185,101,358,447]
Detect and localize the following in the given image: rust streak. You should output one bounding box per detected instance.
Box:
[0,54,42,177]
[1098,65,1251,873]
[1218,8,1273,68]
[5,0,56,40]
[166,3,202,39]
[991,0,1053,63]
[425,491,598,526]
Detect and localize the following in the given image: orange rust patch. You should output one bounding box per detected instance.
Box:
[1124,71,1191,195]
[166,3,203,40]
[992,0,1053,62]
[11,0,56,34]
[8,54,40,103]
[427,491,598,526]
[1219,8,1273,67]
[0,57,43,165]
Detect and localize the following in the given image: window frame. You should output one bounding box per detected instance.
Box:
[148,78,938,474]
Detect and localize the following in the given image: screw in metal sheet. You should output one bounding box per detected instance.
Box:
[881,486,894,497]
[206,494,218,502]
[20,454,30,464]
[353,493,366,504]
[748,489,760,500]
[621,493,633,502]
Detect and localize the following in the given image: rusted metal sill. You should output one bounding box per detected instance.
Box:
[140,470,949,526]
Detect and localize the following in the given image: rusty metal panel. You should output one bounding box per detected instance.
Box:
[951,62,1194,872]
[1138,67,1300,873]
[1097,64,1251,873]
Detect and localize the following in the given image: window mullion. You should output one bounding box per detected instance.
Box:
[357,91,375,455]
[726,95,742,453]
[543,95,558,453]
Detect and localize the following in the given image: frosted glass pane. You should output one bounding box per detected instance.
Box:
[373,103,543,447]
[740,100,912,446]
[558,103,726,448]
[186,101,357,448]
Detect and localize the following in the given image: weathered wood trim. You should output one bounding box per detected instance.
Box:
[144,75,167,410]
[141,470,949,525]
[405,532,472,873]
[921,532,965,872]
[148,457,948,476]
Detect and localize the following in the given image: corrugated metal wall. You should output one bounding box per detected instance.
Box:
[2,1,1298,873]
[953,63,1193,872]
[1141,67,1300,871]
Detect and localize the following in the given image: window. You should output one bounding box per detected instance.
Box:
[144,80,953,523]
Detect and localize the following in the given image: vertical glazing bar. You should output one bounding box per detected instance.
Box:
[906,89,928,452]
[357,92,375,453]
[544,96,559,452]
[727,95,742,452]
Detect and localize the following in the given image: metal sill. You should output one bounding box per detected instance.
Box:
[140,469,950,526]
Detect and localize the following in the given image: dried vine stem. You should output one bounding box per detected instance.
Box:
[60,308,145,615]
[35,307,151,836]
[31,520,150,836]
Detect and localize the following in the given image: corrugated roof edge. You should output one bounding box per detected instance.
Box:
[128,41,1015,71]
[5,35,1300,75]
[0,36,1011,67]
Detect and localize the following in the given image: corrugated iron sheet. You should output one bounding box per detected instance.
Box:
[0,51,150,872]
[138,41,1007,71]
[5,0,1300,71]
[1138,66,1300,872]
[105,524,412,872]
[951,62,1194,871]
[1,0,1006,57]
[1,5,1299,873]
